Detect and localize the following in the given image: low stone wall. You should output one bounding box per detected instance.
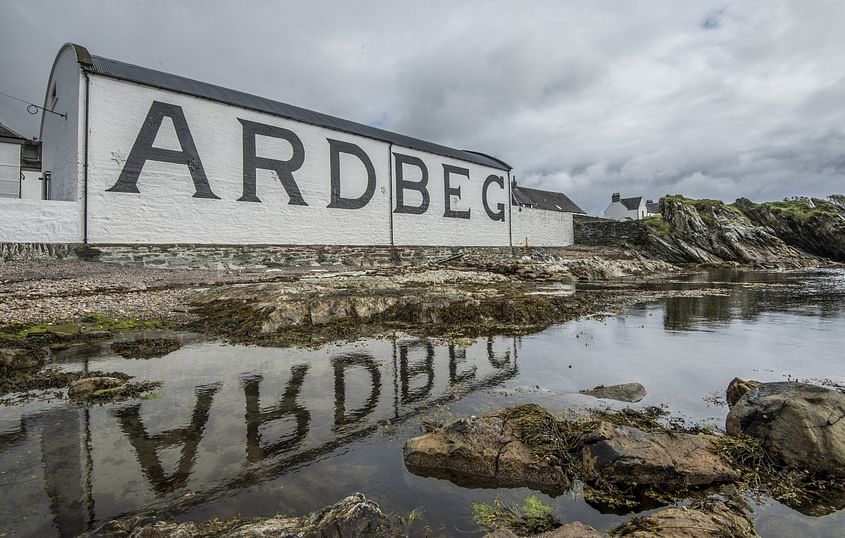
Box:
[0,242,577,269]
[574,216,650,248]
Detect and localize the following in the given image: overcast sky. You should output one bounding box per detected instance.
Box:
[1,1,843,214]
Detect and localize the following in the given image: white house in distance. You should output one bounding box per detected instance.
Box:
[0,123,42,200]
[602,193,659,220]
[0,43,582,250]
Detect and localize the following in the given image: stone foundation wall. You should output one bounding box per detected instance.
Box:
[0,242,576,269]
[573,216,650,248]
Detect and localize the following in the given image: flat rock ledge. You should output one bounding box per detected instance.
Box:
[484,498,757,537]
[580,383,647,403]
[404,405,738,499]
[403,406,571,495]
[581,422,739,492]
[87,493,401,537]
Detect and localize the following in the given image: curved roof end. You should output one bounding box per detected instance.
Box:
[461,150,512,171]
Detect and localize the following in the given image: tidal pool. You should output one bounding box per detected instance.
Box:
[1,269,843,537]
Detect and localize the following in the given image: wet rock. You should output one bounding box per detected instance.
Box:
[610,497,758,537]
[403,405,571,494]
[580,383,646,403]
[0,347,47,370]
[68,376,124,399]
[725,377,761,407]
[580,422,739,493]
[484,523,604,538]
[726,382,845,476]
[87,493,400,537]
[111,338,182,359]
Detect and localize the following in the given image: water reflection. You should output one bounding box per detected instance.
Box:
[114,384,220,494]
[0,335,519,536]
[332,355,379,430]
[635,270,845,331]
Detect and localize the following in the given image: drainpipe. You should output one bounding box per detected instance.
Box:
[82,72,90,244]
[507,170,514,255]
[388,143,394,247]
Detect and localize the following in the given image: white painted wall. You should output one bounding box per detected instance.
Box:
[40,45,84,202]
[85,76,511,246]
[86,76,393,245]
[391,145,509,246]
[0,199,82,242]
[0,143,21,198]
[34,53,572,248]
[511,206,574,247]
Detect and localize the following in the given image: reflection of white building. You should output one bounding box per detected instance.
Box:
[0,123,42,199]
[602,192,650,221]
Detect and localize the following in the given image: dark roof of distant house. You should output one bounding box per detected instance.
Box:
[646,200,660,213]
[0,122,26,142]
[62,44,510,171]
[512,185,585,214]
[620,196,643,210]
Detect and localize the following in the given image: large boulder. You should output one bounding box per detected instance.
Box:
[580,422,738,492]
[403,405,571,494]
[726,382,845,476]
[580,383,646,403]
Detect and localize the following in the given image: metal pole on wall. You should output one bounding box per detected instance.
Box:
[507,170,514,256]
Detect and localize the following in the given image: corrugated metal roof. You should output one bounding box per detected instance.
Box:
[512,185,585,214]
[81,51,510,171]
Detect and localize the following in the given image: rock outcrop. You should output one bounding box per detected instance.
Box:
[484,498,757,537]
[88,493,401,537]
[577,194,845,265]
[580,422,739,493]
[580,383,646,403]
[188,267,652,345]
[735,195,845,262]
[403,405,572,494]
[644,196,808,265]
[610,498,758,537]
[726,382,845,476]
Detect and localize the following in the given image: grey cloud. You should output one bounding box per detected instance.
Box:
[1,1,843,215]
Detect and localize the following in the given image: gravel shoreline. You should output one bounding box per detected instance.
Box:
[0,246,648,328]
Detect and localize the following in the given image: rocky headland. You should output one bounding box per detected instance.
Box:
[577,194,845,266]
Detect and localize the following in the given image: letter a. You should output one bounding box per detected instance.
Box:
[107,101,219,198]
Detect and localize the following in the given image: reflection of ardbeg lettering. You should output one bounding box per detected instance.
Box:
[449,345,477,385]
[399,340,435,404]
[242,366,310,463]
[113,384,220,495]
[333,353,382,429]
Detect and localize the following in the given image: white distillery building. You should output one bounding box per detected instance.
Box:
[0,43,583,251]
[602,193,658,221]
